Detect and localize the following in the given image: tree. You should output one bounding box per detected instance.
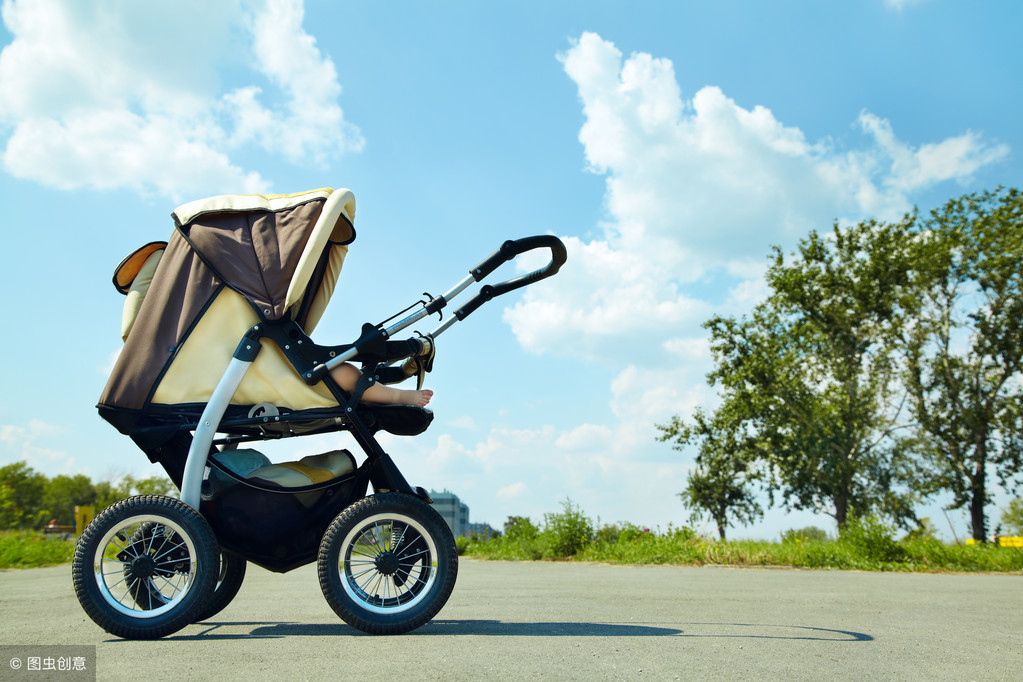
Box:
[659,405,763,540]
[1001,497,1023,536]
[0,462,48,529]
[503,515,538,541]
[664,216,925,531]
[41,474,96,526]
[0,462,175,530]
[93,474,175,512]
[906,188,1023,541]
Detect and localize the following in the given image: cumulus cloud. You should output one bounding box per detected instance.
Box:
[0,0,361,200]
[506,32,1008,364]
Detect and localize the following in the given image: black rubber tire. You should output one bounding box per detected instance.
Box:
[192,550,246,623]
[72,495,218,640]
[317,493,458,635]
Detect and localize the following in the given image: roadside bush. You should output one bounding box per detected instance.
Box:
[540,499,594,558]
[781,526,830,544]
[1001,497,1023,536]
[0,531,75,569]
[504,515,539,542]
[838,514,906,565]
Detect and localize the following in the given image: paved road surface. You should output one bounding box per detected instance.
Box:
[1,560,1020,680]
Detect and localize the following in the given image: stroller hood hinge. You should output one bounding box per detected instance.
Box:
[233,326,264,361]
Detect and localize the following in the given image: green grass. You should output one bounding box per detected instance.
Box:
[0,531,77,569]
[459,504,1023,573]
[462,532,1023,572]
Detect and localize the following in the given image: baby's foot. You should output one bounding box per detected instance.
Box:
[400,389,433,407]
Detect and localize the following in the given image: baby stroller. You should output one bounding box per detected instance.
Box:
[73,187,566,639]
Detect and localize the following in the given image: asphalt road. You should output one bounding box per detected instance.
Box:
[1,559,1020,680]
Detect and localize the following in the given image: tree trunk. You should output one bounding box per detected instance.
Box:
[715,506,727,541]
[969,436,988,542]
[834,484,849,531]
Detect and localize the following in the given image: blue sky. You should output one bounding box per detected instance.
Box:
[1,0,1020,540]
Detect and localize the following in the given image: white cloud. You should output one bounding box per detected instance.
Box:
[506,32,1008,361]
[858,111,1009,193]
[0,419,73,471]
[0,0,361,200]
[394,417,695,529]
[497,482,528,500]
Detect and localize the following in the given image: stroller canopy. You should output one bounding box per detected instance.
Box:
[99,188,356,426]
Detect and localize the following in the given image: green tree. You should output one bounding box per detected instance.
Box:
[906,188,1023,541]
[41,474,96,526]
[1001,498,1023,536]
[659,405,763,540]
[0,462,48,529]
[93,474,174,512]
[666,216,925,531]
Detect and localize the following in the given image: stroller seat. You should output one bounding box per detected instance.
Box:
[212,448,355,487]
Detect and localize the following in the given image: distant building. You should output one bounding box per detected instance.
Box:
[468,522,499,539]
[430,489,469,537]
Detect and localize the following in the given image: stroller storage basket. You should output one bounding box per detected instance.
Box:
[201,451,367,573]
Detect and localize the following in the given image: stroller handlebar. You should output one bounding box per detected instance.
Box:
[314,234,567,380]
[471,235,568,283]
[454,235,568,322]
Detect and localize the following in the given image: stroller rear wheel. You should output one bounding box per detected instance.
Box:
[192,549,246,623]
[317,492,458,635]
[72,495,218,640]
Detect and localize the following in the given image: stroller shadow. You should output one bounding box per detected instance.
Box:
[178,620,871,642]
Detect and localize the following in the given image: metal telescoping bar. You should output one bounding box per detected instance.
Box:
[380,273,476,339]
[180,356,254,510]
[322,273,476,373]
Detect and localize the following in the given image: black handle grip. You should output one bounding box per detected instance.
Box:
[470,235,568,282]
[456,235,567,321]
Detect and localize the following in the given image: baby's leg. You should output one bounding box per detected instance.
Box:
[329,363,434,407]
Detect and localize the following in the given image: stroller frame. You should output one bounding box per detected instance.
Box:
[72,188,565,639]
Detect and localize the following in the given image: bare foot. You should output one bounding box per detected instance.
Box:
[399,389,433,407]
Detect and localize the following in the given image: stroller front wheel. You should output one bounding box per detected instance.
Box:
[72,495,218,640]
[317,492,458,634]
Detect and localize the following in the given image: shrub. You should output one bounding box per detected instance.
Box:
[0,531,75,569]
[540,499,594,559]
[838,514,905,564]
[781,526,830,544]
[504,515,539,542]
[1001,498,1023,536]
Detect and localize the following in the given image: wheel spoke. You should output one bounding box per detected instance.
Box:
[101,557,132,567]
[101,569,131,591]
[352,544,379,559]
[348,565,379,581]
[150,531,174,564]
[396,547,430,563]
[152,540,186,562]
[153,573,185,599]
